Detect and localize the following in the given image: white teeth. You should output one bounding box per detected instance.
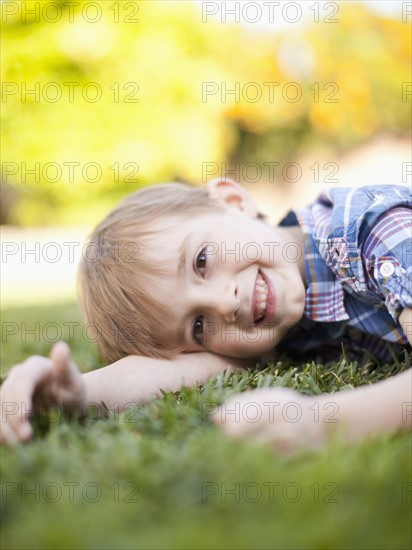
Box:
[257,300,266,314]
[254,272,268,322]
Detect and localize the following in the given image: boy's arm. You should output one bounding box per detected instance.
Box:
[360,206,411,347]
[0,341,248,444]
[83,351,249,412]
[212,369,412,452]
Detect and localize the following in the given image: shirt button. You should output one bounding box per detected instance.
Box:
[380,261,395,278]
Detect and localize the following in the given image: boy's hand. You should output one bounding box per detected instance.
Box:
[0,341,86,445]
[210,387,327,454]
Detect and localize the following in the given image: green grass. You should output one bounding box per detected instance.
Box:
[1,302,411,550]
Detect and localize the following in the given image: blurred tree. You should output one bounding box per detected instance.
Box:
[1,0,410,225]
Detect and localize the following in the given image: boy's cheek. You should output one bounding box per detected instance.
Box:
[204,327,280,358]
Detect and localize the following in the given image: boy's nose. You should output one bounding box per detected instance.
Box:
[210,280,240,323]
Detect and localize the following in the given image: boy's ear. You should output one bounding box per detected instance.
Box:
[206,178,258,218]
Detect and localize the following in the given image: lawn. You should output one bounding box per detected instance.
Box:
[1,302,411,550]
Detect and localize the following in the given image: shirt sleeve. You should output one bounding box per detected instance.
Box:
[362,206,412,321]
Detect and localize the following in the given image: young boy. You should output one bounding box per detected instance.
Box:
[1,180,411,450]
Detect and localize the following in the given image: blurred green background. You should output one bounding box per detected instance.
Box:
[1,0,411,226]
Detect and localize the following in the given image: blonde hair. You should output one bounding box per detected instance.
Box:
[77,183,225,364]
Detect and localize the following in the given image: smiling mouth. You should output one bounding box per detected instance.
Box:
[253,271,268,323]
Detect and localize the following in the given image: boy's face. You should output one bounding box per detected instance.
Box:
[144,180,306,359]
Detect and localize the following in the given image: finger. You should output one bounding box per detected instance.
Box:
[1,419,33,445]
[50,340,70,370]
[15,421,33,442]
[0,394,32,445]
[51,341,82,382]
[0,421,19,446]
[49,341,85,411]
[50,341,76,384]
[1,356,56,445]
[1,366,48,438]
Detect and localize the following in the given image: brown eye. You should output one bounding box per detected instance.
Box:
[196,248,207,274]
[192,316,204,344]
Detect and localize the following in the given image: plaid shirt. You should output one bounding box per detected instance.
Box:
[278,185,412,363]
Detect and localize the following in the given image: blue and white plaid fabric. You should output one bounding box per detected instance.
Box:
[278,185,412,363]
